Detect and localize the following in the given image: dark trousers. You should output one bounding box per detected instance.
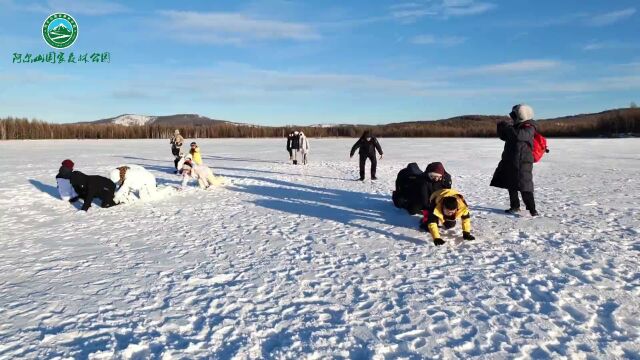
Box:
[171,146,181,157]
[509,189,536,211]
[359,154,377,179]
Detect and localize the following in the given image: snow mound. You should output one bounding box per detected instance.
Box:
[111,114,157,126]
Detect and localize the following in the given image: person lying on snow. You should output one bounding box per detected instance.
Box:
[69,171,117,211]
[423,189,475,246]
[109,164,157,204]
[189,142,203,165]
[56,159,78,202]
[180,157,224,189]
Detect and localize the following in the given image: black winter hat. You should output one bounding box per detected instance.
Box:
[443,196,458,211]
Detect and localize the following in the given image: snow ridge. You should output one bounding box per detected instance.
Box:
[111,114,157,126]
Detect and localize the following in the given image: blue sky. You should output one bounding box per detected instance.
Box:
[0,0,638,125]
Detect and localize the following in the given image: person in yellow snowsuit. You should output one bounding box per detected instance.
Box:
[424,188,476,246]
[189,142,203,165]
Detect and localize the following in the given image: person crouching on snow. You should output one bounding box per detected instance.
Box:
[109,164,157,204]
[180,158,224,189]
[69,171,117,211]
[56,159,78,202]
[424,189,475,246]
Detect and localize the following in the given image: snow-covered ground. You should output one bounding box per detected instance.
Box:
[0,138,638,359]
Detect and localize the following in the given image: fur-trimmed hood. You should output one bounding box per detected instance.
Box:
[510,104,534,123]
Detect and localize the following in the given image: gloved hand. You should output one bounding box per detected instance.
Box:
[433,238,445,246]
[463,232,475,241]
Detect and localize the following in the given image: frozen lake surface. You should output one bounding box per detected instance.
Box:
[0,138,638,359]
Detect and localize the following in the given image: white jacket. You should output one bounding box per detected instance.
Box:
[109,164,157,203]
[56,178,78,201]
[181,164,225,189]
[298,132,310,154]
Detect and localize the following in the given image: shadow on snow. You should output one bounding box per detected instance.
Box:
[221,172,427,245]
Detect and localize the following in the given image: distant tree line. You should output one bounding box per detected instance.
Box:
[1,108,638,140]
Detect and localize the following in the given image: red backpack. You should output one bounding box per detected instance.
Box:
[532,131,549,163]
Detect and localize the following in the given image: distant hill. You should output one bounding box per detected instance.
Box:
[2,108,638,139]
[82,114,236,127]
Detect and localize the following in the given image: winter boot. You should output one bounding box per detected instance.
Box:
[505,208,521,214]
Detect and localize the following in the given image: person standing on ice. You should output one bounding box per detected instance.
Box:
[189,141,203,165]
[490,104,538,216]
[298,131,310,165]
[350,130,383,181]
[286,131,294,161]
[170,130,184,170]
[286,131,304,165]
[109,164,157,204]
[55,159,78,202]
[424,189,475,246]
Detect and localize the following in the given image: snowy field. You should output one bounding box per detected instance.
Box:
[0,138,639,359]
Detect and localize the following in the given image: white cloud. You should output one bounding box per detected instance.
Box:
[410,34,466,46]
[454,60,562,76]
[444,1,495,16]
[3,0,128,15]
[390,0,495,22]
[588,8,636,26]
[582,41,639,51]
[158,11,321,44]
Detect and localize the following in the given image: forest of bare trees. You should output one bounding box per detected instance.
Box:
[1,108,638,140]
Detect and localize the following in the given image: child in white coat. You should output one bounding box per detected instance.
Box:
[180,157,225,189]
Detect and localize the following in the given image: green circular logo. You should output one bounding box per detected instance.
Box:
[42,13,78,49]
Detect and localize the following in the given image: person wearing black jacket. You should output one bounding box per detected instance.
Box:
[418,162,453,229]
[286,132,294,160]
[350,131,383,181]
[69,171,117,211]
[421,162,452,208]
[286,131,302,164]
[490,104,538,216]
